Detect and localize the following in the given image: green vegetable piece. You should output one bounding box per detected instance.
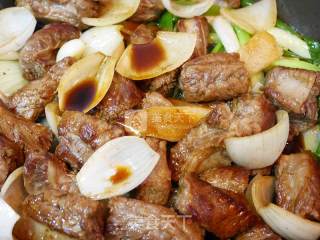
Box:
[173,0,199,5]
[209,32,219,44]
[233,25,251,46]
[305,37,320,66]
[271,58,320,72]
[172,86,184,99]
[212,42,225,53]
[240,0,255,7]
[204,4,220,16]
[158,11,179,31]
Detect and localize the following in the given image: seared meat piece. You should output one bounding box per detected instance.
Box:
[0,105,52,152]
[236,223,281,240]
[135,137,171,205]
[142,91,173,109]
[177,17,209,58]
[19,23,80,81]
[106,197,204,240]
[22,189,105,240]
[130,24,158,44]
[175,174,257,239]
[24,150,77,195]
[170,94,275,180]
[130,0,164,22]
[265,67,320,121]
[179,53,249,102]
[16,0,101,28]
[0,135,24,187]
[200,166,249,194]
[275,152,320,221]
[55,111,125,169]
[226,0,241,8]
[95,73,144,121]
[4,58,73,121]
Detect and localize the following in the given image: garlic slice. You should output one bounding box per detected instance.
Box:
[0,60,28,96]
[161,0,214,18]
[45,102,62,137]
[80,26,125,57]
[124,106,211,142]
[56,39,85,62]
[0,7,36,55]
[208,16,240,53]
[248,175,320,240]
[116,31,196,80]
[58,52,116,113]
[225,110,289,169]
[76,136,160,200]
[0,197,20,240]
[221,0,277,34]
[82,0,140,27]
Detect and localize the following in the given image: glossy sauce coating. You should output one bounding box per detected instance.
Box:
[110,166,132,184]
[64,79,97,112]
[131,40,166,72]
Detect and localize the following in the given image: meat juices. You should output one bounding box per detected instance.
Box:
[16,0,102,28]
[179,53,249,102]
[177,17,210,58]
[170,94,275,180]
[275,152,320,221]
[175,174,257,239]
[106,197,204,240]
[19,23,80,81]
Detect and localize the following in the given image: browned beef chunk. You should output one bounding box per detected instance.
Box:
[130,24,158,44]
[24,150,77,195]
[55,111,125,170]
[135,137,171,205]
[3,58,73,121]
[175,174,257,239]
[275,152,320,221]
[236,223,281,240]
[16,0,102,28]
[200,166,249,194]
[170,94,275,180]
[22,189,105,240]
[142,91,173,109]
[177,17,209,58]
[130,0,164,22]
[265,67,320,121]
[0,135,24,187]
[226,0,241,8]
[106,197,204,240]
[179,53,249,102]
[95,73,144,122]
[0,105,52,152]
[19,23,80,81]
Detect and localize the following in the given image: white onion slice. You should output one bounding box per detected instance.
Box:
[248,175,320,240]
[221,0,277,34]
[56,39,85,62]
[80,26,124,57]
[209,16,240,53]
[225,110,289,169]
[45,102,61,137]
[76,136,160,200]
[0,197,20,240]
[82,0,140,26]
[267,27,311,59]
[0,7,36,55]
[161,0,214,18]
[0,51,19,61]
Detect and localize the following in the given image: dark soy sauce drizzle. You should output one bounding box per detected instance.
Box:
[131,40,166,72]
[64,79,97,112]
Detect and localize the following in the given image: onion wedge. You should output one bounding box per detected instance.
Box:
[0,197,20,240]
[161,0,214,18]
[56,39,85,62]
[221,0,277,34]
[225,110,289,169]
[82,0,140,27]
[45,102,62,137]
[116,31,196,80]
[76,136,160,200]
[208,16,240,53]
[124,106,211,142]
[248,175,320,240]
[0,51,19,61]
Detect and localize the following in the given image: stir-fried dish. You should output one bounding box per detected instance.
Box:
[1,0,320,239]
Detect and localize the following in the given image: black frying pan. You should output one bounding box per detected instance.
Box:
[1,0,319,40]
